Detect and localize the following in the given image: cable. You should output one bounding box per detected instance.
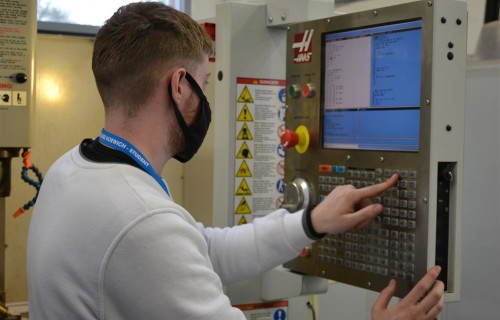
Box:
[306,301,317,320]
[13,148,43,218]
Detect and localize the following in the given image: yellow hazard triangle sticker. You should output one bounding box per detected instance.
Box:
[237,123,253,140]
[236,141,253,159]
[235,197,252,214]
[235,178,252,195]
[237,105,254,122]
[236,160,252,177]
[238,215,248,225]
[237,86,254,103]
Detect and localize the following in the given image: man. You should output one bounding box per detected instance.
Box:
[27,2,444,319]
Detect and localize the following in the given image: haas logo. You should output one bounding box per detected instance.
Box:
[292,29,314,63]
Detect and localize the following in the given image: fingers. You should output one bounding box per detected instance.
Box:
[424,292,445,319]
[353,203,383,226]
[402,266,441,306]
[418,280,445,317]
[354,174,399,201]
[372,279,397,314]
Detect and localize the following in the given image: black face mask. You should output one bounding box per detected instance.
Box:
[170,72,212,163]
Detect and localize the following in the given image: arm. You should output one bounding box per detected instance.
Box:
[101,212,246,320]
[205,174,400,284]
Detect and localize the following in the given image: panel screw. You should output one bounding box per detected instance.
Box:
[373,10,378,16]
[380,157,384,162]
[446,125,452,131]
[268,16,274,23]
[281,14,286,21]
[428,1,433,7]
[423,198,428,204]
[426,99,431,105]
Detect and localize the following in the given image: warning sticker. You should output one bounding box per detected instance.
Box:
[235,197,252,214]
[233,77,286,225]
[237,104,254,122]
[236,178,252,196]
[237,85,254,103]
[236,160,252,177]
[237,123,253,140]
[235,301,288,320]
[238,215,248,225]
[236,141,253,159]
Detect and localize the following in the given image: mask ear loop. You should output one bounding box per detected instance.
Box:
[184,72,208,102]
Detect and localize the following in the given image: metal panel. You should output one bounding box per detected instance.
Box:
[282,0,466,300]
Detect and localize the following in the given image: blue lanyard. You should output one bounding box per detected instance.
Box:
[99,128,171,198]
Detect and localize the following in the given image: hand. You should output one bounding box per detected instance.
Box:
[372,266,445,320]
[310,174,399,235]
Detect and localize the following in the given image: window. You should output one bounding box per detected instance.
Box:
[37,0,190,36]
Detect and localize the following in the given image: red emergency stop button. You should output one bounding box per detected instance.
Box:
[280,129,299,148]
[280,125,310,154]
[300,247,312,258]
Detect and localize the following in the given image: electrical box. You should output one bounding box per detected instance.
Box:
[0,0,36,149]
[0,0,36,197]
[282,0,466,300]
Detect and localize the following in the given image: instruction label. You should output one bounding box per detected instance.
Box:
[235,301,288,320]
[233,77,286,225]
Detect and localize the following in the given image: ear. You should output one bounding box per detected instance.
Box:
[169,67,188,107]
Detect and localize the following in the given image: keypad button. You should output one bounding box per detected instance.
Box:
[399,209,408,218]
[408,210,416,219]
[391,208,399,217]
[408,201,417,209]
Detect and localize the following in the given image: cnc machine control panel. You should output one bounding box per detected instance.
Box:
[282,0,466,299]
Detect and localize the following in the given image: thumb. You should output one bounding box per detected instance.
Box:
[372,279,397,314]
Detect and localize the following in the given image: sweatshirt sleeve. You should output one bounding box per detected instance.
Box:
[100,210,246,320]
[201,208,314,284]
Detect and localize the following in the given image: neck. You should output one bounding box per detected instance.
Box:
[103,116,171,175]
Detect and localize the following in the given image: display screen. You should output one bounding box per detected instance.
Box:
[322,20,422,152]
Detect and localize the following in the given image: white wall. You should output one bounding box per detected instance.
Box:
[192,0,486,57]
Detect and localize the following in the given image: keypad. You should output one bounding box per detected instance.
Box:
[317,166,418,282]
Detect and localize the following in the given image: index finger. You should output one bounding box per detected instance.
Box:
[354,174,399,201]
